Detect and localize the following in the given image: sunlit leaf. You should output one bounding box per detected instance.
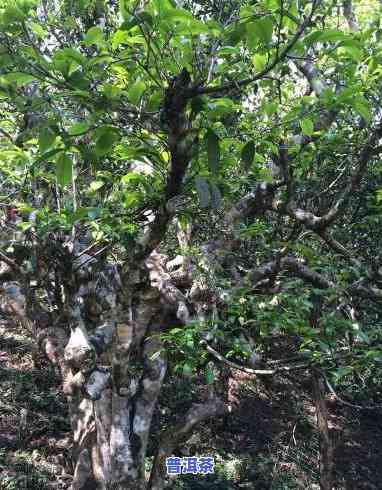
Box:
[2,72,36,86]
[89,180,104,192]
[246,17,273,49]
[252,53,267,71]
[300,118,314,136]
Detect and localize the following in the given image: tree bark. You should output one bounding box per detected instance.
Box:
[312,370,335,490]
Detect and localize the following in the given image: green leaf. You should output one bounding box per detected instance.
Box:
[112,30,127,49]
[206,130,220,174]
[255,17,273,44]
[52,48,86,77]
[2,72,36,86]
[172,17,212,36]
[208,98,235,119]
[95,127,118,156]
[39,128,57,153]
[300,118,314,136]
[226,22,246,45]
[3,4,28,22]
[128,81,146,105]
[305,29,348,45]
[33,148,64,166]
[246,17,273,49]
[239,220,268,238]
[18,221,33,232]
[318,29,348,43]
[54,48,86,66]
[112,30,145,49]
[161,6,193,21]
[87,208,101,219]
[333,366,352,381]
[119,0,129,20]
[195,176,211,208]
[252,53,267,71]
[239,4,254,20]
[83,26,104,47]
[241,140,255,169]
[338,41,362,61]
[350,96,371,122]
[263,101,278,116]
[146,91,163,112]
[217,46,240,56]
[246,22,259,50]
[29,21,47,39]
[68,122,90,136]
[73,207,95,221]
[356,330,371,344]
[56,154,73,187]
[376,189,382,203]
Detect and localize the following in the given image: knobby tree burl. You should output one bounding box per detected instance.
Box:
[1,1,382,489]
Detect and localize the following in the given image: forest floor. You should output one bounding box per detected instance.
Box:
[0,318,381,490]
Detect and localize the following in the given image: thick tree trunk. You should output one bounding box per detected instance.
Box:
[64,311,167,489]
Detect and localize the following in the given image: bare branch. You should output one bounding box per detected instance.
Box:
[248,256,334,290]
[280,123,382,233]
[297,60,327,97]
[200,340,312,375]
[317,123,382,229]
[323,371,382,410]
[225,180,285,226]
[248,254,382,303]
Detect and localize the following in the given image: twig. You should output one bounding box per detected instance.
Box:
[200,340,311,375]
[323,372,382,410]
